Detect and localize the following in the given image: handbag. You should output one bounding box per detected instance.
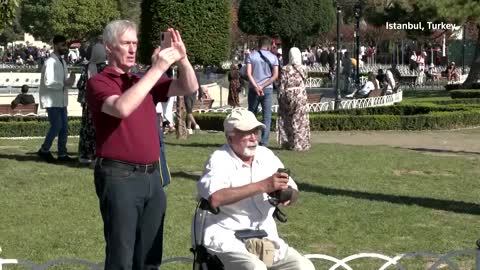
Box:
[157,117,171,186]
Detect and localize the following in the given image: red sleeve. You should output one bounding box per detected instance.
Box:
[86,75,120,114]
[151,76,172,104]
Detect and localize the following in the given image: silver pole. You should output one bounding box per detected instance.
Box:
[476,239,480,270]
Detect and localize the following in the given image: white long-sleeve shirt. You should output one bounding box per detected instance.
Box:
[39,53,68,108]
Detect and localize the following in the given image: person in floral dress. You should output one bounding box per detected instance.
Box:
[277,47,311,151]
[228,63,241,107]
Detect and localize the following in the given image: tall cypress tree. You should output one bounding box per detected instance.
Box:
[139,0,231,66]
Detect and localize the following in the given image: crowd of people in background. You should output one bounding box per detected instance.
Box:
[0,36,113,68]
[1,43,84,67]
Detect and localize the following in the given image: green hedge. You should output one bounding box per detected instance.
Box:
[195,100,480,132]
[0,120,81,137]
[445,83,480,91]
[2,100,480,136]
[450,90,480,99]
[195,108,480,132]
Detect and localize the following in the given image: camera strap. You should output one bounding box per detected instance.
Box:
[273,207,287,223]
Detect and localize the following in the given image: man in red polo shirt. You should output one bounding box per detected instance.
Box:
[86,20,198,270]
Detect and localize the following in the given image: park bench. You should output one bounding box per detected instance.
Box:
[192,99,215,111]
[306,93,323,103]
[0,103,39,116]
[367,88,383,97]
[173,98,215,112]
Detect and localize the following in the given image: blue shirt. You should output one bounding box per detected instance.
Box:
[246,50,278,89]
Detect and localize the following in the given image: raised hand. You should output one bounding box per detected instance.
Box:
[168,28,187,62]
[151,47,177,73]
[262,172,289,194]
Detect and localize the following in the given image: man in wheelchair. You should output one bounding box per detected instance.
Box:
[193,110,315,270]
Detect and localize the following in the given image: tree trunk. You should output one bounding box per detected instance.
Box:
[175,96,188,139]
[281,38,293,65]
[462,24,480,87]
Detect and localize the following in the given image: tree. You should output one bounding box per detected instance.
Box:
[139,0,231,66]
[20,0,120,42]
[0,0,19,33]
[418,0,480,86]
[0,8,25,46]
[116,0,141,25]
[238,0,335,63]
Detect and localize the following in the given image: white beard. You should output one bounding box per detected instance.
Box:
[242,146,257,157]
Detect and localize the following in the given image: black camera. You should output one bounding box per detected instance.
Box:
[268,168,293,206]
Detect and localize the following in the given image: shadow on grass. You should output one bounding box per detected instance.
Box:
[165,142,223,148]
[297,182,480,216]
[0,152,90,169]
[171,171,202,181]
[407,147,480,156]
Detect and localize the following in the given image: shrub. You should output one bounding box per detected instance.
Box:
[139,0,230,66]
[194,101,480,132]
[445,83,480,91]
[3,101,480,137]
[450,90,480,99]
[0,119,81,137]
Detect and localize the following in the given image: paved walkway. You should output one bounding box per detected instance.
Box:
[310,127,480,154]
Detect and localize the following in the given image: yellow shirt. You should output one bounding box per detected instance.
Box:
[351,58,357,67]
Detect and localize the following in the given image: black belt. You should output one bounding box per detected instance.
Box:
[96,158,158,174]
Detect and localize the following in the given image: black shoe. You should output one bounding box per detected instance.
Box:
[37,150,56,163]
[57,155,75,163]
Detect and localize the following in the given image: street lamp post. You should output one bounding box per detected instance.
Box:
[354,2,362,86]
[462,24,466,75]
[333,1,342,110]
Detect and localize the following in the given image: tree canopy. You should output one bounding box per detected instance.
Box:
[20,0,120,42]
[116,0,141,26]
[139,0,231,66]
[385,0,480,86]
[0,0,20,33]
[238,0,334,63]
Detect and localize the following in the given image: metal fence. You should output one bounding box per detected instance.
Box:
[1,240,479,270]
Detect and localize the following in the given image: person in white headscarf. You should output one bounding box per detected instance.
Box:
[276,47,310,151]
[77,36,107,164]
[88,35,107,77]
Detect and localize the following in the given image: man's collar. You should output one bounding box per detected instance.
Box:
[225,144,257,168]
[103,66,140,79]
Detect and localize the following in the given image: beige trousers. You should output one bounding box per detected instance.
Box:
[212,247,315,270]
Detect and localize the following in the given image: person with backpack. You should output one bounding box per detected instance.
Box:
[245,37,279,146]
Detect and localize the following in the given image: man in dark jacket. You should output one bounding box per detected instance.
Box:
[320,48,329,67]
[328,46,336,71]
[11,84,35,109]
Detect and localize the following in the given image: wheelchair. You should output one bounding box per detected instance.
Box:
[190,198,289,270]
[191,198,225,270]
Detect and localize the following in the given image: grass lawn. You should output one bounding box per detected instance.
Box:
[402,90,452,102]
[0,134,479,269]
